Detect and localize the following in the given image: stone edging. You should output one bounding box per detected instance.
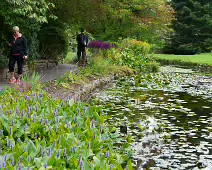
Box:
[47,71,133,102]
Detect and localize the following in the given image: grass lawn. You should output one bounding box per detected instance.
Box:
[154,53,212,66]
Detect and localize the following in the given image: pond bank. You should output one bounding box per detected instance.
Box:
[155,58,212,73]
[45,68,134,101]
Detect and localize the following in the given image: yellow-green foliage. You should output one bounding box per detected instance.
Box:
[107,38,156,72]
[121,38,151,57]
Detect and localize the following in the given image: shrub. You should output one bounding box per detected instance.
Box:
[0,53,9,69]
[39,26,69,61]
[108,38,154,72]
[88,40,117,58]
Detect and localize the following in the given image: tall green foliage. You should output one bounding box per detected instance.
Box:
[88,0,174,47]
[0,0,56,65]
[165,0,212,54]
[47,0,174,51]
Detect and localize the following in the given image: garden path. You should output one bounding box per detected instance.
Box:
[0,63,77,89]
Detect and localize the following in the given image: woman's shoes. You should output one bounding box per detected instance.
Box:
[9,78,16,84]
[9,78,21,85]
[16,79,21,85]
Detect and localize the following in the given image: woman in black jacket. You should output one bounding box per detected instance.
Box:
[8,26,28,84]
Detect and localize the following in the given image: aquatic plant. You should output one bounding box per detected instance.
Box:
[0,88,133,169]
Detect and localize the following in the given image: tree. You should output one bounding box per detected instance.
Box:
[88,0,174,50]
[165,0,212,54]
[47,0,174,50]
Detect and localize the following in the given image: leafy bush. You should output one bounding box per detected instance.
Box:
[120,38,150,57]
[39,26,69,61]
[0,53,9,69]
[107,38,157,72]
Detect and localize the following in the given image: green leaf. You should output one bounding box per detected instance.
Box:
[127,160,133,170]
[29,139,38,158]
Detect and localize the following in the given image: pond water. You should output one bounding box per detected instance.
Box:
[89,66,212,169]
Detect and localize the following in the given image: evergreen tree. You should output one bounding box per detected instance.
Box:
[165,0,212,54]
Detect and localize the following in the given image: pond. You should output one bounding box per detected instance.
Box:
[89,66,212,169]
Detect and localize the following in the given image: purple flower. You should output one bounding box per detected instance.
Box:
[64,148,67,157]
[91,120,95,128]
[35,106,38,112]
[106,151,110,158]
[71,147,76,154]
[24,124,28,131]
[56,126,58,133]
[27,156,31,162]
[110,164,114,170]
[34,115,37,123]
[44,163,48,169]
[16,107,20,114]
[20,156,23,162]
[8,140,12,148]
[42,150,46,158]
[10,126,13,135]
[45,119,48,125]
[21,110,24,117]
[48,148,52,156]
[11,156,15,166]
[40,118,44,125]
[73,116,77,123]
[57,150,60,159]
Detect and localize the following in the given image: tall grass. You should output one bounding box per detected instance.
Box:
[21,72,43,90]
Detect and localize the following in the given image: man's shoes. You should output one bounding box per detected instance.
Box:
[10,78,16,84]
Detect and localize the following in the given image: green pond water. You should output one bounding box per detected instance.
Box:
[89,66,212,169]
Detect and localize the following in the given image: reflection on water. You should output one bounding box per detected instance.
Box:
[90,81,212,169]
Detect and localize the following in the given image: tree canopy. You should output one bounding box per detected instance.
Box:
[0,0,174,62]
[165,0,212,54]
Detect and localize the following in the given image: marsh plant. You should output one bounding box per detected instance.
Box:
[21,72,43,91]
[0,88,133,169]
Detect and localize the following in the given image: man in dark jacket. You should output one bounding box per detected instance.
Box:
[76,28,88,66]
[8,26,28,84]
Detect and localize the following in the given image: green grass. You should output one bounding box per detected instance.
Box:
[154,53,212,66]
[64,51,78,64]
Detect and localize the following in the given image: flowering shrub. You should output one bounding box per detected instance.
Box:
[107,38,159,72]
[120,38,150,57]
[88,41,117,58]
[88,41,117,50]
[0,87,132,169]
